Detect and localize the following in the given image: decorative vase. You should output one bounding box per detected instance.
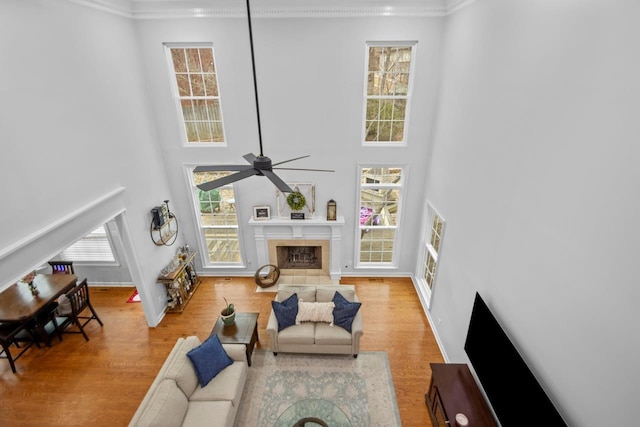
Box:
[221,310,236,326]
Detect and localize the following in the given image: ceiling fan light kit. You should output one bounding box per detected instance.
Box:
[195,0,333,194]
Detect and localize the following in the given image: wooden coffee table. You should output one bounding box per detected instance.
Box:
[210,312,259,366]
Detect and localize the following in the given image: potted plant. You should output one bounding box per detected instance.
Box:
[220,297,236,325]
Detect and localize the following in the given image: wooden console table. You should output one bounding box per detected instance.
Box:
[158,251,201,313]
[425,363,497,427]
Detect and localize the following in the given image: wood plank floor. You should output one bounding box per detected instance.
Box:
[0,276,444,427]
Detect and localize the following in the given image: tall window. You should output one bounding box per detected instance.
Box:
[423,203,445,290]
[363,42,415,144]
[357,167,403,265]
[58,225,116,263]
[192,170,242,264]
[166,45,225,144]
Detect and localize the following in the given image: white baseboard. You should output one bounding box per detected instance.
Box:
[87,281,135,287]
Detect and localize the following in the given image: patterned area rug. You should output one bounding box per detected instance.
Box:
[234,350,401,427]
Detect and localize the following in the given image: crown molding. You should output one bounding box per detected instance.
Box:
[66,0,134,18]
[132,7,446,20]
[446,0,476,15]
[67,0,478,19]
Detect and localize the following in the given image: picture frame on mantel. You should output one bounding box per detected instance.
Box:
[276,183,315,219]
[253,206,271,220]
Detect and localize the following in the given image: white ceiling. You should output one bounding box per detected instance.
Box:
[81,0,475,18]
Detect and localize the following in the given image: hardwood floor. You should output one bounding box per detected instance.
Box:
[0,276,444,427]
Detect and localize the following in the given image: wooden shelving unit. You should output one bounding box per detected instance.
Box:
[158,251,201,313]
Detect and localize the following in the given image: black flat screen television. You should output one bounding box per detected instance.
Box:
[464,292,567,426]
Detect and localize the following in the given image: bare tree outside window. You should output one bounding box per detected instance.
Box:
[364,44,414,144]
[167,45,225,144]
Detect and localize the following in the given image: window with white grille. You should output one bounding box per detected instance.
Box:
[357,167,403,265]
[363,42,415,145]
[192,170,242,265]
[166,44,225,144]
[423,203,445,290]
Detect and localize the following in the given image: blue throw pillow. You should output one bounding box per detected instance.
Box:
[271,293,299,331]
[187,335,233,387]
[332,291,362,333]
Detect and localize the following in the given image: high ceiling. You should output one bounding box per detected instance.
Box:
[84,0,475,18]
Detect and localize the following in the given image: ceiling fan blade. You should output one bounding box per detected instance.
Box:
[271,155,310,167]
[262,170,294,193]
[273,167,335,172]
[197,168,259,191]
[243,153,258,163]
[194,165,253,172]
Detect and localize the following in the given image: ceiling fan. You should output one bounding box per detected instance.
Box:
[194,0,333,194]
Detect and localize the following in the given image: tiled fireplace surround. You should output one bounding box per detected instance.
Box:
[248,216,345,281]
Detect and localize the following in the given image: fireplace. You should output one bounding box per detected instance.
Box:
[276,245,322,269]
[249,216,344,280]
[269,240,330,275]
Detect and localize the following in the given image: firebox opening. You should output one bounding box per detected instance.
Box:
[276,246,322,270]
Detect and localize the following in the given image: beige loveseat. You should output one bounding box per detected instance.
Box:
[266,285,363,357]
[128,336,247,427]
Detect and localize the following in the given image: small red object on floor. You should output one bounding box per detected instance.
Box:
[126,290,141,303]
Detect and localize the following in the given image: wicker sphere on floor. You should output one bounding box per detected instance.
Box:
[254,264,281,288]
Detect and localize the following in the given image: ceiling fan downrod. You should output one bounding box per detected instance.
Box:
[193,0,333,194]
[246,0,264,158]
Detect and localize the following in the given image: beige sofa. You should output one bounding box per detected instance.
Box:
[129,336,247,427]
[266,285,363,357]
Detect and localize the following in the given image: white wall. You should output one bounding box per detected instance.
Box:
[135,14,443,277]
[427,0,640,425]
[0,2,445,324]
[0,0,183,326]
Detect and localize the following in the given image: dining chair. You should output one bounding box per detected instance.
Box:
[15,301,64,348]
[57,279,103,341]
[36,302,64,346]
[0,321,39,373]
[48,261,75,275]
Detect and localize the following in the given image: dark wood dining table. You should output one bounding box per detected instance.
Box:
[0,274,78,323]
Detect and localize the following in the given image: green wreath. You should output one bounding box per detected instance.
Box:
[286,192,306,211]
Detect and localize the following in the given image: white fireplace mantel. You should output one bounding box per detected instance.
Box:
[248,216,345,279]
